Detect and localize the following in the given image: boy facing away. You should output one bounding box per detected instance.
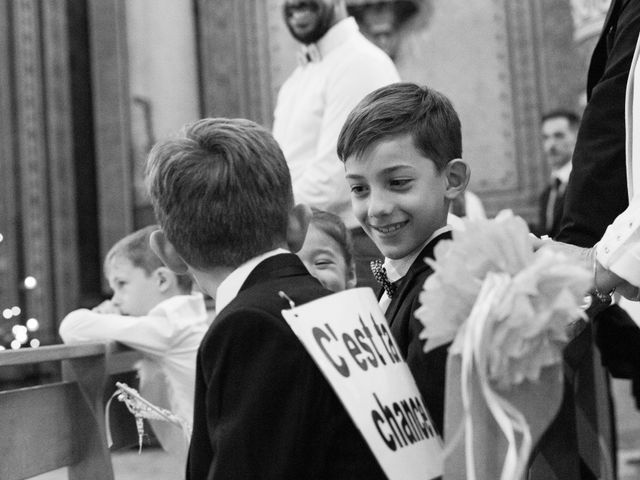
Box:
[59,225,209,463]
[337,82,470,435]
[145,118,386,480]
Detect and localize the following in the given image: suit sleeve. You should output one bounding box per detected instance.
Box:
[558,3,640,246]
[59,309,175,355]
[596,195,640,287]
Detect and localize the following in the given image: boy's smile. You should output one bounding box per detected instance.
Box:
[345,134,450,260]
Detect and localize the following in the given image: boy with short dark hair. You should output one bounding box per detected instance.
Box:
[338,82,470,435]
[145,118,386,479]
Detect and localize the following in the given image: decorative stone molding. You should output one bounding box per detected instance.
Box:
[197,0,277,126]
[42,1,80,324]
[0,1,20,315]
[13,0,54,339]
[87,0,134,265]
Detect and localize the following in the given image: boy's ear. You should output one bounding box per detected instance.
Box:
[443,159,470,200]
[149,229,190,275]
[286,203,312,253]
[154,266,176,293]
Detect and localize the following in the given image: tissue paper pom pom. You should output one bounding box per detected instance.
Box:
[416,210,590,388]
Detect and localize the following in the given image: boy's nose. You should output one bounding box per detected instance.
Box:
[111,293,121,307]
[367,189,393,218]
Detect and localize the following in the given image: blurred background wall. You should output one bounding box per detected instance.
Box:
[0,0,608,350]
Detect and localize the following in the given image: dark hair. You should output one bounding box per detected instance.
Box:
[337,82,462,171]
[105,225,193,292]
[309,209,354,269]
[145,118,293,269]
[541,109,580,130]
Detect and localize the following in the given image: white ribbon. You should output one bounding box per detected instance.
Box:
[459,273,533,480]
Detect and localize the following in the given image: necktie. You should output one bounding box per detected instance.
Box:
[545,178,562,233]
[370,259,395,298]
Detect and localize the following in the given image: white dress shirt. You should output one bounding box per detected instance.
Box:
[596,33,640,287]
[273,17,400,229]
[59,293,210,458]
[215,248,290,313]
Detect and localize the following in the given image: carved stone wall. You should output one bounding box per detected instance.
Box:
[0,1,20,320]
[197,0,586,222]
[0,0,78,344]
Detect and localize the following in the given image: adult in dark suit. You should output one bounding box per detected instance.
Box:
[146,117,385,480]
[557,0,640,246]
[381,231,452,436]
[536,110,579,238]
[531,1,640,479]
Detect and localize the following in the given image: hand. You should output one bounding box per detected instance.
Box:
[597,261,640,301]
[529,235,594,274]
[92,299,121,314]
[530,235,640,300]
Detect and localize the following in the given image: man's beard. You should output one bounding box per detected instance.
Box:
[285,6,335,44]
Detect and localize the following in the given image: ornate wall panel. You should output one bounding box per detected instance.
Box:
[197,0,279,126]
[13,0,54,342]
[88,0,134,264]
[199,0,584,222]
[42,1,80,324]
[0,1,80,346]
[0,0,20,319]
[384,0,546,219]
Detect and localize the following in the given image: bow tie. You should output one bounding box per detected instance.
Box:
[370,259,396,298]
[296,44,321,65]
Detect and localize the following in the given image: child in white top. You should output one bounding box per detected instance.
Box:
[59,225,209,466]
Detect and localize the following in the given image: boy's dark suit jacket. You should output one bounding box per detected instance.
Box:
[186,253,386,480]
[380,231,452,436]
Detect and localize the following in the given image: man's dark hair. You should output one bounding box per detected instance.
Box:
[541,109,581,130]
[337,82,462,171]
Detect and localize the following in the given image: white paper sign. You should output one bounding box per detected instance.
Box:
[281,287,443,480]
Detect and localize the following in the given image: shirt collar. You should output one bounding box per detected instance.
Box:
[551,160,572,184]
[297,17,358,65]
[383,225,452,282]
[215,248,289,313]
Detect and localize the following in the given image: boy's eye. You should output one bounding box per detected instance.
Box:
[349,184,368,196]
[314,259,334,268]
[389,178,412,188]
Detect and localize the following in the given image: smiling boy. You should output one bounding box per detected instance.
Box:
[337,82,470,435]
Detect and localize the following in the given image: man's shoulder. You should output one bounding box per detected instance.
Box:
[330,34,397,69]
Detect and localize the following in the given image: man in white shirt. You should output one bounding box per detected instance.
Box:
[536,110,579,238]
[274,0,400,287]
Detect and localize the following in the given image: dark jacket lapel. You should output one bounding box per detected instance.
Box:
[384,230,452,325]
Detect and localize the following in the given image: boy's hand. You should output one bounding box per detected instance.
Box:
[92,300,121,314]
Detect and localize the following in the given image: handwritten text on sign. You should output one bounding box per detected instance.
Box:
[282,287,443,480]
